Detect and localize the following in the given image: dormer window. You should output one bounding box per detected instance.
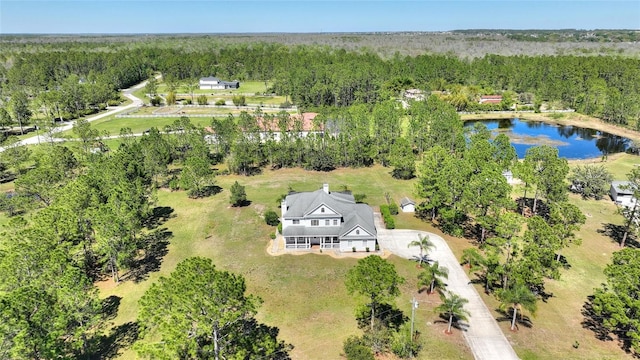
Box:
[356,230,360,235]
[321,207,325,213]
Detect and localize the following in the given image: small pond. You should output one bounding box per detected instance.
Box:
[465,118,633,159]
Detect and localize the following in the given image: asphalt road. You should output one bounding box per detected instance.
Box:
[0,78,149,151]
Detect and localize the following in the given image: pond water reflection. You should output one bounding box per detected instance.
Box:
[465,118,632,159]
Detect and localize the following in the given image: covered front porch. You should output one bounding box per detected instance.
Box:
[284,236,340,249]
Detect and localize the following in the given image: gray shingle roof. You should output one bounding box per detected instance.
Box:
[400,197,415,207]
[612,181,634,195]
[283,188,376,239]
[340,204,376,238]
[284,189,355,218]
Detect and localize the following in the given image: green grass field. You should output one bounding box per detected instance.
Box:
[97,154,639,360]
[101,166,473,359]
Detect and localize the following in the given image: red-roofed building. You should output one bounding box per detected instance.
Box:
[479,95,503,104]
[205,112,321,143]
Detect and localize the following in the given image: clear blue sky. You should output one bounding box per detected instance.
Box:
[1,1,638,34]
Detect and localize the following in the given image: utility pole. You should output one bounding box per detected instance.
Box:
[410,297,419,340]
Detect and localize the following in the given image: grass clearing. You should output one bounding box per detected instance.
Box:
[101,166,472,359]
[72,154,640,359]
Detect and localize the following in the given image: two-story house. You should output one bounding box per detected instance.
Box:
[280,184,377,252]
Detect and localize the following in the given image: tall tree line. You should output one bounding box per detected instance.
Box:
[2,43,639,125]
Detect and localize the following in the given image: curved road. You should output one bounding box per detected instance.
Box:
[375,214,520,360]
[1,78,149,150]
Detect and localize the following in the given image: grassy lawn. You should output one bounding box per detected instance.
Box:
[101,166,472,360]
[60,116,213,137]
[98,154,640,359]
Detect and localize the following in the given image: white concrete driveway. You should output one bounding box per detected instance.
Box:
[375,213,520,360]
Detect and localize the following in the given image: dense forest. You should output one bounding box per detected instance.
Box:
[1,37,639,131]
[1,34,640,358]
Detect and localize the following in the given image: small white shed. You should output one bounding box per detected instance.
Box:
[400,197,416,213]
[611,181,636,207]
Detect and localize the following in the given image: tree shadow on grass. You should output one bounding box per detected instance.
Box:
[124,228,172,283]
[581,295,614,342]
[89,322,139,360]
[188,185,222,199]
[101,295,121,321]
[434,314,469,332]
[356,303,408,331]
[142,206,175,229]
[495,308,534,330]
[598,223,639,248]
[232,199,252,207]
[580,295,640,357]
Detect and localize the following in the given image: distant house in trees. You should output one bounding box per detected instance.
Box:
[199,77,240,90]
[280,184,377,251]
[400,197,416,213]
[205,112,321,144]
[502,170,515,184]
[404,89,425,101]
[610,181,637,207]
[479,95,503,104]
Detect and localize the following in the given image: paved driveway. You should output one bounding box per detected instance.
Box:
[375,214,520,360]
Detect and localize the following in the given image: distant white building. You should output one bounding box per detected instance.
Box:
[199,76,240,90]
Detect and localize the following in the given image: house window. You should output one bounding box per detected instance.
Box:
[293,219,300,225]
[321,207,325,213]
[356,230,360,235]
[325,220,330,226]
[311,220,319,226]
[333,219,338,226]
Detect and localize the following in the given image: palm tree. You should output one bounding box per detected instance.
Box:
[418,261,448,295]
[407,234,435,267]
[498,283,538,331]
[435,292,470,334]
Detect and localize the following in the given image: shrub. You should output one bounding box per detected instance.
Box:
[196,94,208,105]
[391,324,422,358]
[269,232,276,240]
[150,96,162,106]
[384,215,395,229]
[169,179,179,191]
[232,95,246,107]
[215,99,226,106]
[277,222,282,234]
[343,336,375,360]
[229,181,248,207]
[166,91,176,105]
[184,98,192,105]
[354,193,367,203]
[380,205,395,229]
[264,209,280,226]
[389,202,399,215]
